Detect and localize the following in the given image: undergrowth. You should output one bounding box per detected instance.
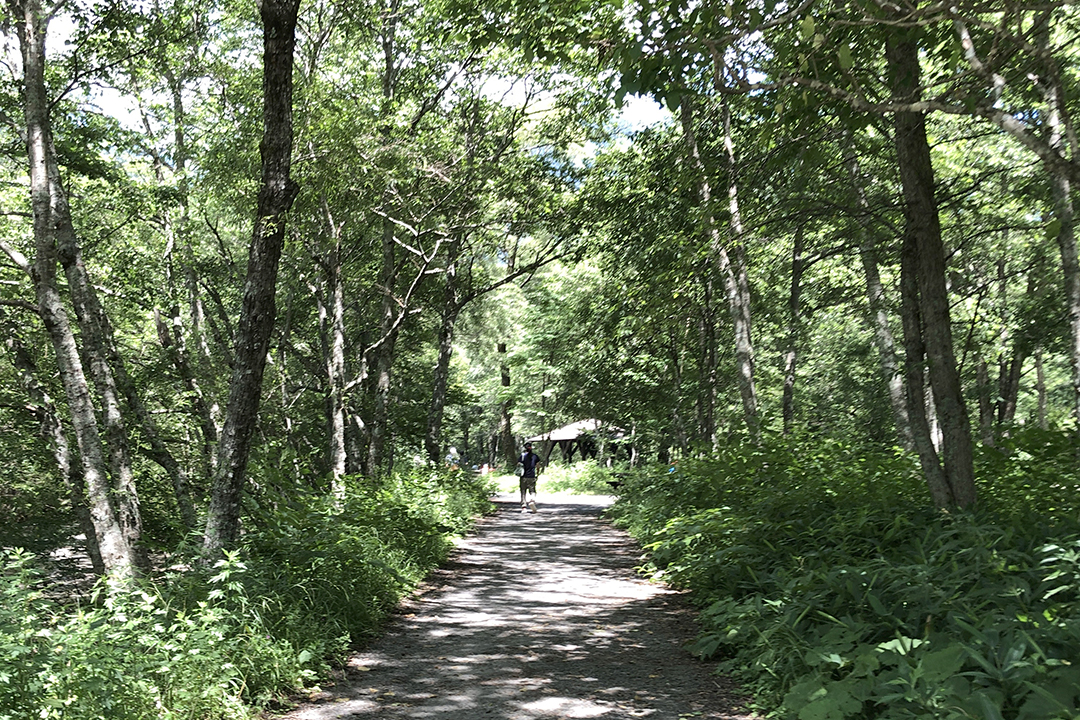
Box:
[609,428,1080,720]
[0,466,494,720]
[541,459,622,495]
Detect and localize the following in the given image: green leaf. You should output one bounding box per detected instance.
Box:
[800,15,815,41]
[1046,217,1062,241]
[919,645,965,683]
[797,683,862,720]
[971,690,1006,720]
[837,44,853,71]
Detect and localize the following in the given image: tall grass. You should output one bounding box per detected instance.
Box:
[0,466,494,719]
[609,429,1080,720]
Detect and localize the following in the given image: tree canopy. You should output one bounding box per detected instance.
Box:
[4,0,1080,715]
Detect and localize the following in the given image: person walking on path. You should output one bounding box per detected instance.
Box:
[517,441,542,510]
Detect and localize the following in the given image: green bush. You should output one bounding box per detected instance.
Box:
[0,550,293,720]
[610,432,1080,720]
[237,468,491,656]
[541,459,623,495]
[0,465,493,719]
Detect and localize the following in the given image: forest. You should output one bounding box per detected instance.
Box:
[3,0,1080,718]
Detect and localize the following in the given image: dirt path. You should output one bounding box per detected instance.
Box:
[279,494,753,720]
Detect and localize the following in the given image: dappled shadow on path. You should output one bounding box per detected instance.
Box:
[284,495,751,720]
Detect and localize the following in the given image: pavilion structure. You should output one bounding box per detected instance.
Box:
[524,419,627,463]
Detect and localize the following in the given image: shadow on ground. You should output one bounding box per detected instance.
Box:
[282,494,752,720]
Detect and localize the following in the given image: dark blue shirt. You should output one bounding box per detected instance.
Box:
[520,451,540,478]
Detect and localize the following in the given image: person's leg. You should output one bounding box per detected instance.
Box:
[519,477,527,506]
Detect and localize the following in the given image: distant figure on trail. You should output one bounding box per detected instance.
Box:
[517,442,542,511]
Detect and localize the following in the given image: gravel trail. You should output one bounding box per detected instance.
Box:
[278,494,753,720]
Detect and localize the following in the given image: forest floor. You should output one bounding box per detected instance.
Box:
[274,493,755,720]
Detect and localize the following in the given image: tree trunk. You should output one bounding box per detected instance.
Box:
[1036,348,1048,429]
[316,198,348,497]
[997,348,1024,426]
[158,304,218,483]
[977,357,994,445]
[497,342,515,468]
[203,0,301,555]
[5,328,104,574]
[12,0,140,576]
[721,98,760,440]
[425,244,463,463]
[843,139,913,448]
[900,231,952,506]
[888,28,976,508]
[161,70,219,480]
[1031,12,1080,436]
[668,333,690,453]
[679,97,759,440]
[696,275,718,446]
[426,305,462,463]
[782,226,805,434]
[327,247,347,494]
[1046,94,1080,431]
[365,217,400,478]
[993,259,1025,429]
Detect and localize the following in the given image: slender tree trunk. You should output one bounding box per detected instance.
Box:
[12,0,139,576]
[888,29,976,508]
[497,342,515,468]
[6,328,104,573]
[58,221,148,562]
[900,232,951,506]
[346,415,365,475]
[365,218,399,478]
[328,247,347,493]
[1036,348,1048,429]
[203,0,301,554]
[158,305,218,482]
[680,98,759,440]
[315,198,348,496]
[39,61,148,561]
[977,357,994,445]
[998,349,1024,426]
[425,244,463,463]
[161,71,218,480]
[843,139,913,448]
[669,333,690,452]
[696,275,718,446]
[993,259,1025,429]
[1030,13,1080,435]
[1047,99,1080,431]
[721,98,760,440]
[363,0,405,478]
[782,226,805,434]
[426,305,462,463]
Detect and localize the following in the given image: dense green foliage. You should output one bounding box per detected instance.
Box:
[4,0,1080,715]
[0,469,493,719]
[610,432,1080,720]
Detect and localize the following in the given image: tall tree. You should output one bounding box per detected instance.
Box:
[887,26,975,508]
[680,97,759,440]
[8,0,142,575]
[203,0,301,554]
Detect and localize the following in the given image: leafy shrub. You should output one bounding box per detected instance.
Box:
[235,468,490,658]
[541,459,622,495]
[610,432,1080,720]
[0,465,493,719]
[0,550,296,720]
